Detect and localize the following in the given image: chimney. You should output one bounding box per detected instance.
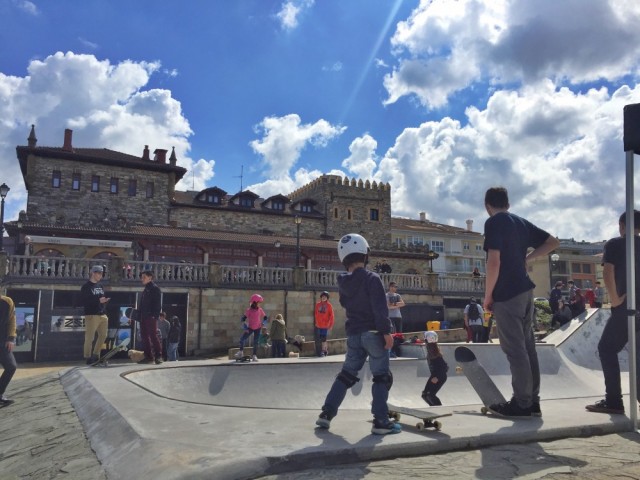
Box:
[142,145,150,161]
[63,129,73,151]
[28,124,37,148]
[154,148,167,164]
[419,212,426,222]
[466,219,473,231]
[169,146,177,166]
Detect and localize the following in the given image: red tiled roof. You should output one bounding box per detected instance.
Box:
[391,217,483,237]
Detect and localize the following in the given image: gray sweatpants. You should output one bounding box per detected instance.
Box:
[492,289,540,409]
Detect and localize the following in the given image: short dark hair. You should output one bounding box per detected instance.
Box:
[485,187,509,209]
[618,209,640,226]
[342,252,367,269]
[389,282,397,287]
[141,270,154,277]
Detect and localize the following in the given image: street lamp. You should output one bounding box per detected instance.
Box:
[426,250,439,273]
[549,253,559,289]
[294,215,301,267]
[0,183,9,252]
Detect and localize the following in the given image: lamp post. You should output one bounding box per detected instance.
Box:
[0,183,9,252]
[549,253,559,290]
[426,249,439,273]
[294,215,301,267]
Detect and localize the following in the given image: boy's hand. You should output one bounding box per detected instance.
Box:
[383,333,393,350]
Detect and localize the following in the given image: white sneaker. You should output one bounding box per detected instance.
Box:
[252,355,259,362]
[234,351,243,358]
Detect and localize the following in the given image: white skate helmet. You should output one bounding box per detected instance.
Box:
[424,331,438,343]
[337,233,370,263]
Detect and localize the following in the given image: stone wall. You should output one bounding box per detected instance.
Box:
[25,155,171,227]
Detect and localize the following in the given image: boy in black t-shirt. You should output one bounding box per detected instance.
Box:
[586,210,640,415]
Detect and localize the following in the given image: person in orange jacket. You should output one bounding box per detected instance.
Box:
[314,291,335,357]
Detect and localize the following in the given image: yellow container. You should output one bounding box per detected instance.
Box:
[483,311,492,327]
[426,321,440,331]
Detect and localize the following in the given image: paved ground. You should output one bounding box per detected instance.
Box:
[1,363,640,480]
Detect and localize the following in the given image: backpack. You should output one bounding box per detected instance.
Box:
[467,303,480,321]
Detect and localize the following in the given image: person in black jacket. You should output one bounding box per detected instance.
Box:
[167,316,181,361]
[138,270,163,364]
[421,331,448,406]
[80,265,109,364]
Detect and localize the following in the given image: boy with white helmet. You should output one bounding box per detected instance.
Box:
[315,233,401,435]
[422,331,448,406]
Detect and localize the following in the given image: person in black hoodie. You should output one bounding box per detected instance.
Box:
[138,270,163,365]
[80,265,109,365]
[421,331,448,406]
[315,233,401,435]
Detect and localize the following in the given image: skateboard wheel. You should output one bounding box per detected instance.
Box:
[433,421,442,431]
[455,365,462,374]
[416,423,424,431]
[481,406,488,415]
[392,413,401,421]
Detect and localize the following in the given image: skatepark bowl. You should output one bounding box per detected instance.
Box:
[62,308,637,480]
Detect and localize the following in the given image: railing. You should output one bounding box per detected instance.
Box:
[220,265,293,287]
[2,256,485,294]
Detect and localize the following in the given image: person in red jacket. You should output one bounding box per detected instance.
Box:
[314,291,335,357]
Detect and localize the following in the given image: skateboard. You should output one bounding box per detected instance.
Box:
[234,355,252,363]
[454,346,506,415]
[387,403,452,431]
[91,338,130,367]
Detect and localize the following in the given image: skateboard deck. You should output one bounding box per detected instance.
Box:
[454,346,506,414]
[387,403,452,431]
[91,338,130,367]
[234,355,252,363]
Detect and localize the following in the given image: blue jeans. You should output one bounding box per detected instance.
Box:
[321,331,391,420]
[167,342,179,361]
[0,344,17,396]
[239,327,261,356]
[598,304,640,404]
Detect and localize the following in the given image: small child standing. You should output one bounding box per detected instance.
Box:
[235,294,268,362]
[270,314,287,358]
[314,291,335,357]
[167,316,181,361]
[421,331,448,406]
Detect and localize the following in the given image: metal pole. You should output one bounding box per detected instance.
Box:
[625,149,638,431]
[0,196,5,252]
[296,221,300,267]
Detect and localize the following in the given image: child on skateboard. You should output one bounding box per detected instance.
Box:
[235,294,268,362]
[422,331,448,406]
[315,233,401,435]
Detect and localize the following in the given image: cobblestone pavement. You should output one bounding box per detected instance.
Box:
[2,364,640,480]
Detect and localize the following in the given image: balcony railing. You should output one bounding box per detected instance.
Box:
[2,255,485,294]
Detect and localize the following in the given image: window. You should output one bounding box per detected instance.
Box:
[370,208,379,221]
[476,244,483,252]
[334,208,338,219]
[463,242,470,251]
[206,193,219,204]
[272,200,284,211]
[431,240,444,253]
[110,177,119,194]
[91,175,100,192]
[72,172,81,190]
[240,196,253,207]
[571,263,581,273]
[128,179,137,196]
[407,236,424,246]
[582,264,592,274]
[301,203,313,213]
[52,171,61,188]
[146,182,154,198]
[347,208,352,220]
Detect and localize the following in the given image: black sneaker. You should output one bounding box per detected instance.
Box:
[86,355,98,365]
[488,399,532,418]
[531,402,542,417]
[0,396,14,407]
[585,399,625,415]
[137,358,154,365]
[371,417,402,435]
[154,358,164,365]
[315,410,333,429]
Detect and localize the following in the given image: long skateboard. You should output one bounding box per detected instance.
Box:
[454,346,506,415]
[234,355,252,363]
[91,338,130,367]
[387,403,452,431]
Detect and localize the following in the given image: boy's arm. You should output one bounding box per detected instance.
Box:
[484,249,500,311]
[603,263,623,307]
[526,235,560,262]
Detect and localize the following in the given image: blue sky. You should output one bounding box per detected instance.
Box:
[2,0,640,242]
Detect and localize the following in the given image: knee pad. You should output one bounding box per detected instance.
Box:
[373,372,393,391]
[336,370,360,388]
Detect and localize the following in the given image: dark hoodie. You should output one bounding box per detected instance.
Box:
[338,267,391,336]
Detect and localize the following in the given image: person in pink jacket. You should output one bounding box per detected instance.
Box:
[234,294,268,362]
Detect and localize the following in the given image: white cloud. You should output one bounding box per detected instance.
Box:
[322,62,343,72]
[341,134,378,179]
[384,0,640,109]
[0,51,212,220]
[276,0,315,31]
[376,81,640,242]
[249,113,346,179]
[13,0,38,15]
[78,37,98,50]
